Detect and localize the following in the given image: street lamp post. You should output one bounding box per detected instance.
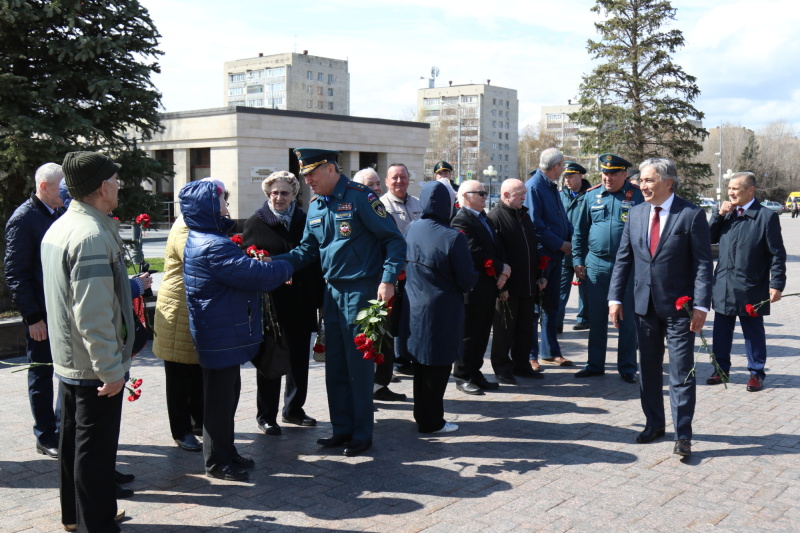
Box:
[483,165,498,209]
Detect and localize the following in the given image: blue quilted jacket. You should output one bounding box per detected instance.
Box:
[180,181,293,369]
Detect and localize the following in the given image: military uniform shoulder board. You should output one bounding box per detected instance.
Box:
[346,182,368,192]
[586,183,603,191]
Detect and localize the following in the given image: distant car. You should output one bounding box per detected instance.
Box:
[762,200,784,215]
[699,198,718,212]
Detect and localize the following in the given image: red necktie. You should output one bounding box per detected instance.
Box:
[649,206,662,257]
[737,207,744,216]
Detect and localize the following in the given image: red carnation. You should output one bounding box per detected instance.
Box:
[484,259,496,277]
[132,378,143,389]
[230,234,243,245]
[571,281,581,286]
[135,213,151,229]
[538,256,551,271]
[745,304,759,317]
[675,296,692,311]
[313,343,325,353]
[397,270,406,281]
[246,245,259,256]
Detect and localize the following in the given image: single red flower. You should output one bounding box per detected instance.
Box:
[571,281,581,286]
[675,296,692,310]
[397,270,406,281]
[230,234,243,245]
[538,256,551,271]
[745,304,759,317]
[127,395,137,402]
[132,378,143,389]
[354,333,368,347]
[374,353,385,365]
[312,343,326,353]
[113,216,120,220]
[484,259,496,277]
[135,213,151,229]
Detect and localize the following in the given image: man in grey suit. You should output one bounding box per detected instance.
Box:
[608,158,713,457]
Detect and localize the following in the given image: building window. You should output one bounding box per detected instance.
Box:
[317,101,324,109]
[492,132,496,139]
[307,71,313,80]
[228,87,243,96]
[229,73,245,83]
[498,99,503,106]
[318,86,323,95]
[266,67,285,77]
[461,95,476,103]
[327,88,334,96]
[190,148,211,181]
[307,100,312,108]
[246,99,263,107]
[442,96,458,105]
[306,86,312,94]
[328,102,334,110]
[506,122,510,129]
[247,85,263,94]
[493,98,496,105]
[423,98,440,107]
[505,143,509,150]
[492,121,496,127]
[318,72,324,81]
[492,143,497,150]
[491,109,496,117]
[505,155,509,162]
[328,74,335,84]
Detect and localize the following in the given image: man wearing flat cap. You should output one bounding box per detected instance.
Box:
[271,148,406,457]
[41,151,132,531]
[574,153,643,383]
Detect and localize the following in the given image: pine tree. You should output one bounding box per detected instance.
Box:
[0,0,167,224]
[571,0,710,197]
[735,133,761,175]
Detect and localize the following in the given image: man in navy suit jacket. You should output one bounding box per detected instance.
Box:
[608,158,713,458]
[707,172,786,392]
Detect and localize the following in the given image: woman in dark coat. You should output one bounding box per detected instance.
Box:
[242,171,324,436]
[399,181,478,433]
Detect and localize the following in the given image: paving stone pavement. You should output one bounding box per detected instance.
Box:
[2,217,800,532]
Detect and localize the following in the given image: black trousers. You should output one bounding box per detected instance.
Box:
[27,331,61,446]
[373,336,397,387]
[256,330,312,423]
[490,295,538,375]
[202,365,241,471]
[163,361,204,440]
[59,381,122,532]
[413,362,452,433]
[454,302,495,381]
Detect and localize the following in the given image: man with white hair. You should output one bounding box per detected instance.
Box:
[4,162,65,459]
[352,167,382,196]
[524,148,574,369]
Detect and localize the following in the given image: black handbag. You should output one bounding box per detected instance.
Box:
[251,293,291,380]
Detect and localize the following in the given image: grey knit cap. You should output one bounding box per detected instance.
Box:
[62,151,121,198]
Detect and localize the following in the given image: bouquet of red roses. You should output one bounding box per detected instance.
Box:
[353,300,390,364]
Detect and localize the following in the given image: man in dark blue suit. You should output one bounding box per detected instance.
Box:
[707,172,786,392]
[609,158,713,457]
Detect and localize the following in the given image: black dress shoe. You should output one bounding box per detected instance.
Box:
[471,374,500,390]
[282,414,317,426]
[706,372,724,385]
[257,420,281,436]
[575,368,605,378]
[317,434,352,448]
[455,380,483,395]
[620,373,637,384]
[35,441,58,459]
[114,470,135,484]
[115,484,134,499]
[512,366,544,379]
[174,433,203,452]
[232,454,255,469]
[394,363,414,376]
[206,465,249,481]
[373,386,407,401]
[494,372,517,385]
[636,427,666,443]
[673,439,692,456]
[343,439,372,457]
[572,322,590,331]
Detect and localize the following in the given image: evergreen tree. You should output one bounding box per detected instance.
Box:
[735,132,761,175]
[0,0,167,224]
[571,0,710,197]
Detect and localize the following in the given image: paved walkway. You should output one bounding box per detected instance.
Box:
[2,217,799,532]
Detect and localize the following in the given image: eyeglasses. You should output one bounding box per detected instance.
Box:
[270,190,292,197]
[465,191,488,197]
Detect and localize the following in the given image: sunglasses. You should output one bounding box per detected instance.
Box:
[465,191,488,197]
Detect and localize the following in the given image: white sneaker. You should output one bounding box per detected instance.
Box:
[434,422,459,433]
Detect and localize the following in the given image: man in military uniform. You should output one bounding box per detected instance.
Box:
[271,149,406,456]
[433,161,459,217]
[557,162,591,333]
[573,154,643,383]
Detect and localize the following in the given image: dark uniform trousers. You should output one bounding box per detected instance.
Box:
[491,295,538,375]
[256,330,312,423]
[164,360,204,440]
[636,298,696,440]
[59,381,122,532]
[585,254,638,375]
[712,312,768,378]
[27,332,61,446]
[202,365,241,472]
[539,252,565,359]
[324,278,377,442]
[454,302,495,381]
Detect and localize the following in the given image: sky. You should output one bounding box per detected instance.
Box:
[138,0,800,134]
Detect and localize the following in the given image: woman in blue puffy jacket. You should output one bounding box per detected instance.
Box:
[180,180,293,482]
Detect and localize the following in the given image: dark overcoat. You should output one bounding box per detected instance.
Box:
[709,200,786,316]
[399,182,477,366]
